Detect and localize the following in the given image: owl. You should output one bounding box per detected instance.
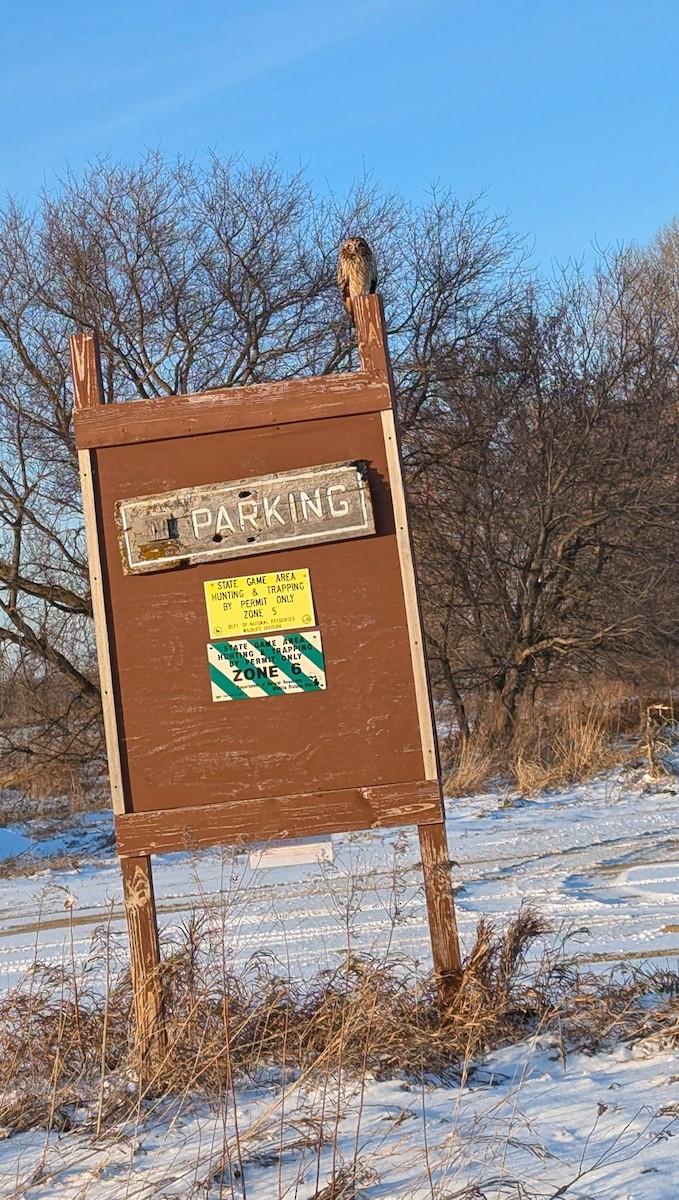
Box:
[337,237,378,320]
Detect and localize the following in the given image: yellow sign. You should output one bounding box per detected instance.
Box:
[204,569,316,638]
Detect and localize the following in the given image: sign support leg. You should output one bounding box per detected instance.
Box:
[354,295,464,998]
[418,821,462,997]
[120,854,166,1066]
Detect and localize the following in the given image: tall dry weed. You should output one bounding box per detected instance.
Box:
[0,905,557,1134]
[445,688,675,796]
[5,900,678,1139]
[444,737,499,796]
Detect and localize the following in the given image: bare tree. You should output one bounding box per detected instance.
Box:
[413,258,679,745]
[2,152,674,776]
[0,154,520,779]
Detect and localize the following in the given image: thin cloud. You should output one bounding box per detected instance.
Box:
[25,0,427,146]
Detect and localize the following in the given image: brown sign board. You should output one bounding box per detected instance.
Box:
[70,295,460,1055]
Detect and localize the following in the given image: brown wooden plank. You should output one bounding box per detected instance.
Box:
[114,779,443,857]
[356,299,461,990]
[69,331,105,410]
[381,408,439,781]
[120,855,166,1066]
[73,371,391,449]
[78,450,127,814]
[354,294,395,389]
[418,821,462,986]
[358,295,441,781]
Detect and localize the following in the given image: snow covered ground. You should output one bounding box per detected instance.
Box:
[1,763,678,1197]
[4,1044,679,1200]
[1,766,678,989]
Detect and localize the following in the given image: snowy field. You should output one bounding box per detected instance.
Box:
[1,761,678,1198]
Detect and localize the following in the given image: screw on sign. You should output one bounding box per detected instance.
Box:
[70,250,461,1064]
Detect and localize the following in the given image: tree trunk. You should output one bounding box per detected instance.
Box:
[484,664,531,749]
[439,656,471,744]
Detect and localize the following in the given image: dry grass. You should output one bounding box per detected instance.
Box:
[0,758,83,803]
[445,737,500,796]
[446,688,678,796]
[0,906,554,1134]
[512,698,620,793]
[0,770,109,826]
[2,904,678,1139]
[0,851,88,880]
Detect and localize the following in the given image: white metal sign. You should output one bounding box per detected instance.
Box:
[249,836,334,870]
[116,460,375,574]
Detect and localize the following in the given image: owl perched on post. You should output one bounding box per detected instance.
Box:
[337,237,378,320]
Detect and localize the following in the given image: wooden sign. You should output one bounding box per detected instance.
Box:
[70,294,461,1061]
[116,460,374,574]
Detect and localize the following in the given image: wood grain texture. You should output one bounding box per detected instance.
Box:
[69,331,105,410]
[353,294,394,387]
[78,449,127,814]
[120,856,166,1064]
[418,821,462,983]
[95,412,430,813]
[357,297,460,988]
[73,371,391,450]
[381,410,439,781]
[114,779,443,857]
[357,295,440,781]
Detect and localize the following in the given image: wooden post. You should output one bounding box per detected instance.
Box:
[70,331,166,1062]
[354,295,462,987]
[120,856,167,1064]
[418,822,462,987]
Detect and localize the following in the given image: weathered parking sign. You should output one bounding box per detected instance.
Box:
[117,460,375,574]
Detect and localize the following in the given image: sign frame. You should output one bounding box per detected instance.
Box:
[70,295,461,1060]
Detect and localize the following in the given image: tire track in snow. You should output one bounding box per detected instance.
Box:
[1,780,679,986]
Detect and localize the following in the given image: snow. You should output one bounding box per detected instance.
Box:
[0,826,31,861]
[2,769,678,987]
[3,1043,678,1198]
[1,766,679,1196]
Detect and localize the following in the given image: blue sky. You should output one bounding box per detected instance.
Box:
[2,0,678,269]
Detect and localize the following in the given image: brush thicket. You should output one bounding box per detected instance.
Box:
[2,903,678,1137]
